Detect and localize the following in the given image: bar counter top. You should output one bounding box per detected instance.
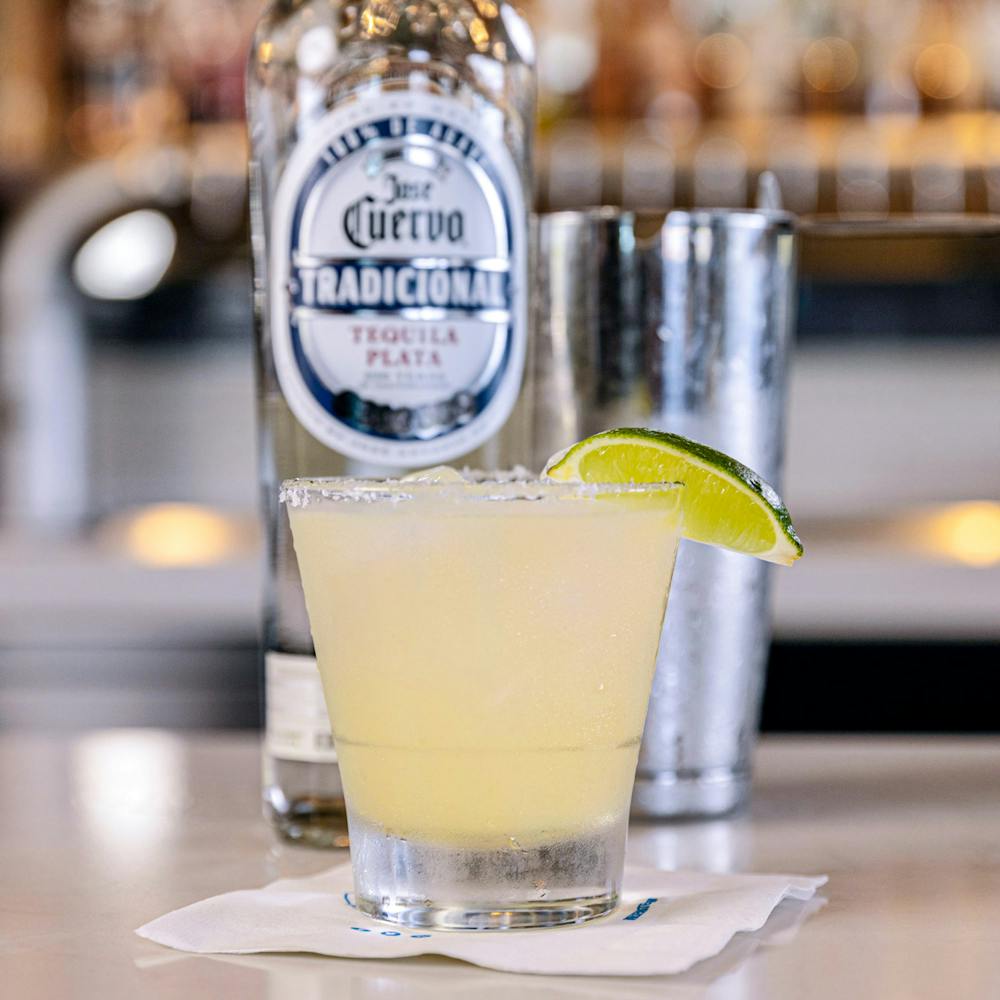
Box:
[3,732,998,999]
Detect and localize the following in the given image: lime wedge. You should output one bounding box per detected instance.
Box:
[544,428,803,566]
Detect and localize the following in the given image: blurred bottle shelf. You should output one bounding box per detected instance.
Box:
[6,0,1000,209]
[538,111,1000,216]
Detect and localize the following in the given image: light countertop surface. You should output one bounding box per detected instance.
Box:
[2,732,999,999]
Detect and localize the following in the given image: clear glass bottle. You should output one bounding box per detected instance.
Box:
[247,0,535,846]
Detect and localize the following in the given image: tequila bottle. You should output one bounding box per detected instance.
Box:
[247,0,535,845]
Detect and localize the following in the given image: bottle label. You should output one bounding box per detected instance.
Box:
[270,92,527,466]
[265,652,338,763]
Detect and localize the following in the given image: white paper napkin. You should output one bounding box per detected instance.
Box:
[137,864,826,977]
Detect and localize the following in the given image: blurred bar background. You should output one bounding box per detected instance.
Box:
[1,0,998,731]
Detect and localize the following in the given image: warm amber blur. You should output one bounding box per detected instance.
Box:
[7,2,1000,213]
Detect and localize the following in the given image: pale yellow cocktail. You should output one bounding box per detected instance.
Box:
[284,474,682,929]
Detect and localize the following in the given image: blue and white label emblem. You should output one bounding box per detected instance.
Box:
[270,93,526,465]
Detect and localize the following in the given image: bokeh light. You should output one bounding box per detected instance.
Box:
[539,33,598,95]
[73,209,177,301]
[118,503,246,568]
[913,43,971,100]
[693,33,751,91]
[645,89,701,147]
[902,502,1000,567]
[802,37,859,94]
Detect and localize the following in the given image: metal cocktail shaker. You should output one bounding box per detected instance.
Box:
[534,208,797,817]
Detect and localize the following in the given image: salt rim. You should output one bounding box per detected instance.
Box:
[279,472,683,508]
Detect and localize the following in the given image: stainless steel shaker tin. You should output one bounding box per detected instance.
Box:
[534,207,798,817]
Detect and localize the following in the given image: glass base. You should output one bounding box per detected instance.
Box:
[630,766,749,819]
[358,893,617,931]
[350,814,625,930]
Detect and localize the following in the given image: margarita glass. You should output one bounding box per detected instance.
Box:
[283,474,683,930]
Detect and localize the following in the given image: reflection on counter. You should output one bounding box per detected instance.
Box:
[73,730,187,860]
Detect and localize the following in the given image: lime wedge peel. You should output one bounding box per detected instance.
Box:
[544,428,803,566]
